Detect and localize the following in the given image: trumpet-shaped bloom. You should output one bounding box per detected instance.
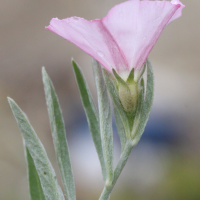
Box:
[47,0,184,78]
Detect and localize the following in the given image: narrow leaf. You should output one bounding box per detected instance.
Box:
[114,107,126,152]
[42,68,76,200]
[72,59,106,182]
[25,146,45,200]
[8,98,65,200]
[102,69,130,136]
[134,58,154,142]
[93,59,113,183]
[130,78,145,138]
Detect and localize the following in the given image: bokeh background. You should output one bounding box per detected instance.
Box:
[0,0,199,199]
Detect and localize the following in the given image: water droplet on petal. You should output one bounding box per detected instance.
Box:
[97,51,104,58]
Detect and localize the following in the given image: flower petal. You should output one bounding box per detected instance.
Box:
[46,17,128,73]
[47,0,184,74]
[168,0,185,24]
[102,0,184,71]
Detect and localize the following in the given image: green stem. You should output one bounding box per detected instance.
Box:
[99,140,135,200]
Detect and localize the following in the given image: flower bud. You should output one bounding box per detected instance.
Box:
[112,69,138,114]
[118,82,137,113]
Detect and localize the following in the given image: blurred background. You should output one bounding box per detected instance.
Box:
[0,0,199,199]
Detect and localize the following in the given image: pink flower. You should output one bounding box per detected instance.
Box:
[47,0,184,79]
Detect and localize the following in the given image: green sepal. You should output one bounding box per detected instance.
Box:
[103,68,130,151]
[131,78,145,139]
[102,69,131,138]
[112,69,133,114]
[126,68,134,84]
[8,98,65,200]
[112,68,137,119]
[93,59,113,185]
[112,69,128,88]
[132,58,154,143]
[25,145,45,200]
[42,68,76,200]
[72,59,106,182]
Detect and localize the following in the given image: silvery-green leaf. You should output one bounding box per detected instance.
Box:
[133,58,154,143]
[130,78,145,138]
[42,68,76,200]
[114,107,126,152]
[8,98,65,200]
[72,59,106,182]
[93,59,113,183]
[102,69,130,137]
[25,145,45,200]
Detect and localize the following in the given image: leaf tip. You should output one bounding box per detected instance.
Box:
[42,67,47,77]
[7,97,15,106]
[7,97,19,115]
[71,59,79,71]
[71,58,77,67]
